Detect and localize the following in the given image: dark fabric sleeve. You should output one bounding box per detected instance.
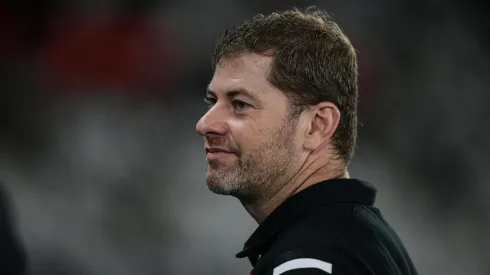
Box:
[259,248,369,275]
[0,183,27,275]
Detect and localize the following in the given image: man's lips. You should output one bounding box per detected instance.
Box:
[205,147,233,154]
[205,147,236,160]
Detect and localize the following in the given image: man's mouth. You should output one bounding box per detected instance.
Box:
[205,147,236,160]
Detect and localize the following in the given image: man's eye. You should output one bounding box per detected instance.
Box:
[204,97,216,108]
[232,100,250,111]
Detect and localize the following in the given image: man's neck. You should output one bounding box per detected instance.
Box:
[241,155,348,224]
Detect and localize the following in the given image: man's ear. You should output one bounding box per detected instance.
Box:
[303,102,340,151]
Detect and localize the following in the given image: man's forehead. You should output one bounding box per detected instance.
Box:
[216,54,272,80]
[210,53,274,96]
[226,53,272,68]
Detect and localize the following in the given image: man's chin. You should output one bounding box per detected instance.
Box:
[205,174,243,196]
[206,182,235,196]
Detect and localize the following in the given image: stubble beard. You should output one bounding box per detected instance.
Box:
[205,121,297,203]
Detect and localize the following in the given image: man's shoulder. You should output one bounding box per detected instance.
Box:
[256,203,416,274]
[274,202,388,247]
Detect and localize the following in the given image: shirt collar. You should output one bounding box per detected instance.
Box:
[235,178,377,264]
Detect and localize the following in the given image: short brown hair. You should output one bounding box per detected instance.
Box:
[211,6,359,164]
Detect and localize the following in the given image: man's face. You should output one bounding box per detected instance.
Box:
[196,53,303,202]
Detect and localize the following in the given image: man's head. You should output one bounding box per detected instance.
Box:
[196,7,359,202]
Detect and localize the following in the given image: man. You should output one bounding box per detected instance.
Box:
[196,6,418,275]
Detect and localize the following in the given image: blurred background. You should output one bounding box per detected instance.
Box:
[0,0,489,274]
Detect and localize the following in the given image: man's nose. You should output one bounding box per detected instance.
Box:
[196,106,228,137]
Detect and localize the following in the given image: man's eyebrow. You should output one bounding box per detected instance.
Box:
[206,87,260,102]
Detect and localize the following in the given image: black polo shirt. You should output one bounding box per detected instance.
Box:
[236,179,418,275]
